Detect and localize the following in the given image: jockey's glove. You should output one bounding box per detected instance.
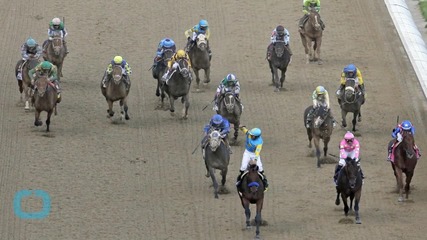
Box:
[48,37,53,41]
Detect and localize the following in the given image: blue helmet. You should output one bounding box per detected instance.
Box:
[163,38,175,48]
[401,120,412,131]
[344,64,356,73]
[26,37,37,47]
[199,19,209,28]
[212,114,223,125]
[249,128,262,137]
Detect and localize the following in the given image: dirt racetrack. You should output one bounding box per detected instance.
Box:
[1,0,427,239]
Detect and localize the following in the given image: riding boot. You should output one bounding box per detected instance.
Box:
[359,167,365,179]
[185,38,192,52]
[42,40,48,53]
[101,74,108,88]
[298,15,308,32]
[63,40,69,54]
[286,44,293,56]
[266,43,273,60]
[125,75,131,90]
[259,171,269,191]
[333,165,343,186]
[224,137,232,154]
[236,170,244,187]
[306,108,315,128]
[320,19,326,30]
[53,80,61,103]
[414,144,421,159]
[17,62,24,80]
[387,145,393,161]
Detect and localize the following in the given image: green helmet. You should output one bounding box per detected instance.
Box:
[26,37,36,47]
[41,61,52,70]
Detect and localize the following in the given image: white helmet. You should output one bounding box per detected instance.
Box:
[52,18,61,25]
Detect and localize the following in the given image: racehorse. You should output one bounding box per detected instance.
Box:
[388,130,418,202]
[237,160,265,239]
[188,34,210,90]
[33,74,58,132]
[152,49,175,97]
[339,78,364,132]
[160,58,192,119]
[299,9,323,64]
[100,65,130,121]
[217,92,243,143]
[14,56,39,110]
[304,104,334,168]
[43,32,66,78]
[335,157,363,224]
[202,129,230,199]
[267,41,291,92]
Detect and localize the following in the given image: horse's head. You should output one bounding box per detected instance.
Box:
[196,34,207,51]
[273,41,286,58]
[51,32,63,55]
[343,157,359,189]
[34,74,50,97]
[208,130,222,152]
[308,10,322,31]
[111,65,124,83]
[223,91,236,113]
[245,160,262,192]
[312,105,330,128]
[400,130,416,159]
[343,78,360,103]
[176,58,192,80]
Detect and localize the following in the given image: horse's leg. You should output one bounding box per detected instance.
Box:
[354,191,362,224]
[395,167,404,202]
[122,98,130,120]
[119,99,125,121]
[341,109,347,128]
[273,67,280,92]
[169,96,175,115]
[307,128,313,148]
[156,79,161,97]
[182,94,190,119]
[204,68,210,83]
[194,68,201,89]
[233,123,239,142]
[352,112,358,132]
[280,68,286,89]
[209,167,219,199]
[34,110,43,126]
[323,137,330,157]
[300,33,310,64]
[335,189,341,205]
[314,137,321,168]
[24,87,31,110]
[107,100,114,118]
[255,199,264,239]
[341,194,350,216]
[46,109,53,132]
[306,37,313,62]
[243,200,251,229]
[315,37,323,64]
[269,61,274,85]
[405,170,414,199]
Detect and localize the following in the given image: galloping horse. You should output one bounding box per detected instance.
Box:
[43,32,66,78]
[160,58,192,119]
[33,74,58,132]
[335,157,363,224]
[14,56,39,110]
[101,65,131,121]
[202,129,230,199]
[268,41,291,92]
[388,130,418,202]
[299,9,323,64]
[217,92,243,143]
[339,78,364,131]
[188,34,210,90]
[237,161,265,239]
[304,104,334,168]
[152,49,175,97]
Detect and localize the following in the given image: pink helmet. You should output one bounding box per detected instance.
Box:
[344,132,354,141]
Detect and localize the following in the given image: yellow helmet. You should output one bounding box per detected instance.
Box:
[176,50,186,58]
[315,86,326,95]
[113,56,123,64]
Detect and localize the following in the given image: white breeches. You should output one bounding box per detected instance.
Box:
[240,149,263,171]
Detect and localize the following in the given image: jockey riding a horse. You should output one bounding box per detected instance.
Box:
[102,56,132,89]
[162,49,191,82]
[152,38,176,70]
[16,37,42,81]
[267,25,293,61]
[184,19,212,60]
[334,131,365,185]
[43,17,69,54]
[202,114,232,153]
[236,127,269,191]
[29,61,61,102]
[213,73,242,111]
[336,64,366,105]
[305,86,336,128]
[387,120,421,161]
[298,0,325,33]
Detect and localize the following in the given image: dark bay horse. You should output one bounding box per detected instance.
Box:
[304,105,334,168]
[33,74,58,132]
[161,58,192,119]
[217,92,243,143]
[203,129,230,199]
[299,9,323,64]
[268,41,291,92]
[388,131,418,202]
[339,78,364,131]
[101,65,130,121]
[188,34,210,90]
[152,49,175,97]
[15,56,39,110]
[237,161,264,239]
[43,32,66,78]
[335,157,363,224]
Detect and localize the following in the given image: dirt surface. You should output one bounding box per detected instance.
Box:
[1,0,427,239]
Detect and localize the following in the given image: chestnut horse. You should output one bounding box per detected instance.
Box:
[101,65,131,121]
[299,9,323,64]
[43,32,66,78]
[33,74,58,132]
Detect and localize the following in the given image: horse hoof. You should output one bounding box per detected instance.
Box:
[358,117,362,122]
[398,197,404,202]
[125,115,130,120]
[155,92,160,97]
[335,199,340,205]
[274,88,280,92]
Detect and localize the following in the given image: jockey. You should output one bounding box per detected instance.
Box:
[267,25,293,61]
[387,120,421,161]
[336,64,365,104]
[102,56,132,88]
[43,17,69,54]
[162,49,191,82]
[202,114,232,153]
[298,0,325,32]
[152,38,176,69]
[184,19,212,60]
[213,73,241,111]
[16,37,42,81]
[236,127,269,191]
[333,132,365,185]
[28,61,61,101]
[305,86,336,128]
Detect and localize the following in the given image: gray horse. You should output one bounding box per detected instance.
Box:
[338,78,364,132]
[43,32,66,78]
[101,65,131,121]
[217,92,243,143]
[202,129,230,199]
[268,41,291,92]
[152,49,175,97]
[188,34,210,90]
[160,58,192,119]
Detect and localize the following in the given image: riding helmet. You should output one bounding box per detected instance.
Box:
[249,128,262,137]
[401,120,412,131]
[276,25,285,36]
[41,61,52,70]
[26,37,37,48]
[199,19,209,28]
[344,131,354,141]
[176,50,186,58]
[52,17,61,26]
[212,114,223,125]
[113,56,123,64]
[163,38,175,48]
[315,86,326,95]
[344,64,356,73]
